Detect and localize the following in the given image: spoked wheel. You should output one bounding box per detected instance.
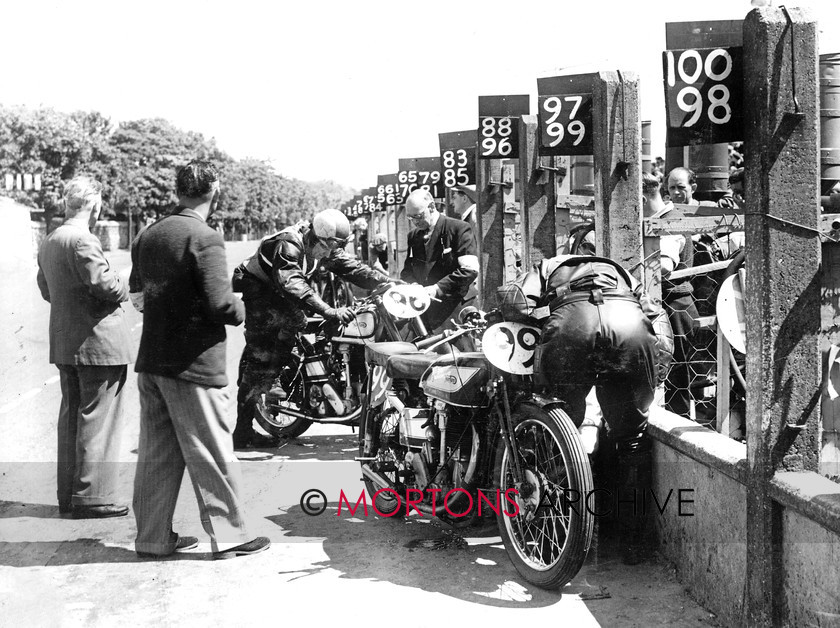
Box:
[494,403,594,589]
[253,375,312,439]
[359,403,403,516]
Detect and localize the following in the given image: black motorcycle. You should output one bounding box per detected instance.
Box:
[357,307,595,589]
[254,282,430,439]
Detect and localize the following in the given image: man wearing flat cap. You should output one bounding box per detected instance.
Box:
[451,184,477,229]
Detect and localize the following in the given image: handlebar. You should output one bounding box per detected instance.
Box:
[414,331,450,350]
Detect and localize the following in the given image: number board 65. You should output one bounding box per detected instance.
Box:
[662,46,743,146]
[538,93,593,156]
[479,116,519,159]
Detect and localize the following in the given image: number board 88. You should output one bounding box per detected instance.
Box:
[479,116,518,159]
[663,47,742,143]
[538,93,592,156]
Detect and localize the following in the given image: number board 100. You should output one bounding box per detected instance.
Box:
[479,116,519,159]
[662,46,743,146]
[538,93,592,156]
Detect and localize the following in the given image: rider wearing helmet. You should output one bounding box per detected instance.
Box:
[231,209,389,449]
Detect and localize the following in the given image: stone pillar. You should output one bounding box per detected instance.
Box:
[743,7,821,625]
[518,115,558,269]
[592,71,643,278]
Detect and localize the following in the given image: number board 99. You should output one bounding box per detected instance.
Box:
[662,46,743,146]
[538,93,592,155]
[479,116,518,159]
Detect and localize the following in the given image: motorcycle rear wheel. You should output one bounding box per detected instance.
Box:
[494,403,594,589]
[358,404,402,516]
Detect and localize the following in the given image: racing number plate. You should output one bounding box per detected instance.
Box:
[482,322,541,375]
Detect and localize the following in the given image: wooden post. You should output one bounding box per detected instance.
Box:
[743,7,821,625]
[475,158,504,309]
[592,71,643,278]
[518,114,558,269]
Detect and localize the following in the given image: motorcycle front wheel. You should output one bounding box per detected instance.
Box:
[494,403,594,589]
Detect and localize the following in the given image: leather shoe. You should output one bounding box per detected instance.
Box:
[212,536,271,560]
[72,504,129,519]
[234,432,280,450]
[137,534,199,559]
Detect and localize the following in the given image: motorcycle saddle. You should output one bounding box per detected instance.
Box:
[386,352,440,379]
[365,342,419,367]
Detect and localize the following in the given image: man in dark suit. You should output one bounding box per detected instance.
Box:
[130,160,269,559]
[37,175,133,519]
[400,188,478,331]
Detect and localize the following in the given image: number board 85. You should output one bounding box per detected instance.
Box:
[663,46,743,145]
[441,148,475,189]
[538,93,592,156]
[479,116,518,159]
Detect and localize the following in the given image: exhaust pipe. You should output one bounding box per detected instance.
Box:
[362,426,481,517]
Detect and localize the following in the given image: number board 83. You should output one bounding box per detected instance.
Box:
[663,46,743,146]
[538,93,592,156]
[479,116,518,159]
[441,147,475,189]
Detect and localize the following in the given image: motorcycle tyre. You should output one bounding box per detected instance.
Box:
[254,396,312,439]
[494,403,594,589]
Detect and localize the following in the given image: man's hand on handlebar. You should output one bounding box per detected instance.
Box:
[326,306,356,324]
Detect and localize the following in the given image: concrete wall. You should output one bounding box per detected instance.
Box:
[648,407,840,625]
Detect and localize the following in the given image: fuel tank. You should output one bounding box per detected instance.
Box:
[420,352,492,408]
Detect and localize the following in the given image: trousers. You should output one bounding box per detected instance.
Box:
[133,373,251,555]
[56,364,127,507]
[537,296,657,439]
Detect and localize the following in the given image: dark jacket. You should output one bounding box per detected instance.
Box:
[400,214,477,299]
[130,208,244,387]
[232,221,387,331]
[36,220,134,366]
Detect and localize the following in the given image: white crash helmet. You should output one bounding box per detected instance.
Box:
[312,209,351,243]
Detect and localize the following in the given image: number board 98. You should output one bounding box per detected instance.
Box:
[479,116,518,159]
[662,46,743,146]
[538,93,592,156]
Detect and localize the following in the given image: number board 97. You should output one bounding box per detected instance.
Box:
[397,157,445,200]
[663,46,743,146]
[538,93,592,155]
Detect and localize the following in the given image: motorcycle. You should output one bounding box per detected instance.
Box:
[357,306,595,589]
[254,282,431,439]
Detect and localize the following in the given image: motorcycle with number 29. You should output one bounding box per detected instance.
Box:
[254,282,433,439]
[357,292,595,589]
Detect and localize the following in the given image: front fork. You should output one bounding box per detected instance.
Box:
[493,377,526,488]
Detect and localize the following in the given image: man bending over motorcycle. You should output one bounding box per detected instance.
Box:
[232,209,389,449]
[530,254,672,565]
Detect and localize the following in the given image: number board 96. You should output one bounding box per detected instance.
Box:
[479,116,518,159]
[538,93,592,155]
[663,46,743,146]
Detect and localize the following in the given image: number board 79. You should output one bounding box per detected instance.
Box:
[662,46,743,146]
[538,93,592,156]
